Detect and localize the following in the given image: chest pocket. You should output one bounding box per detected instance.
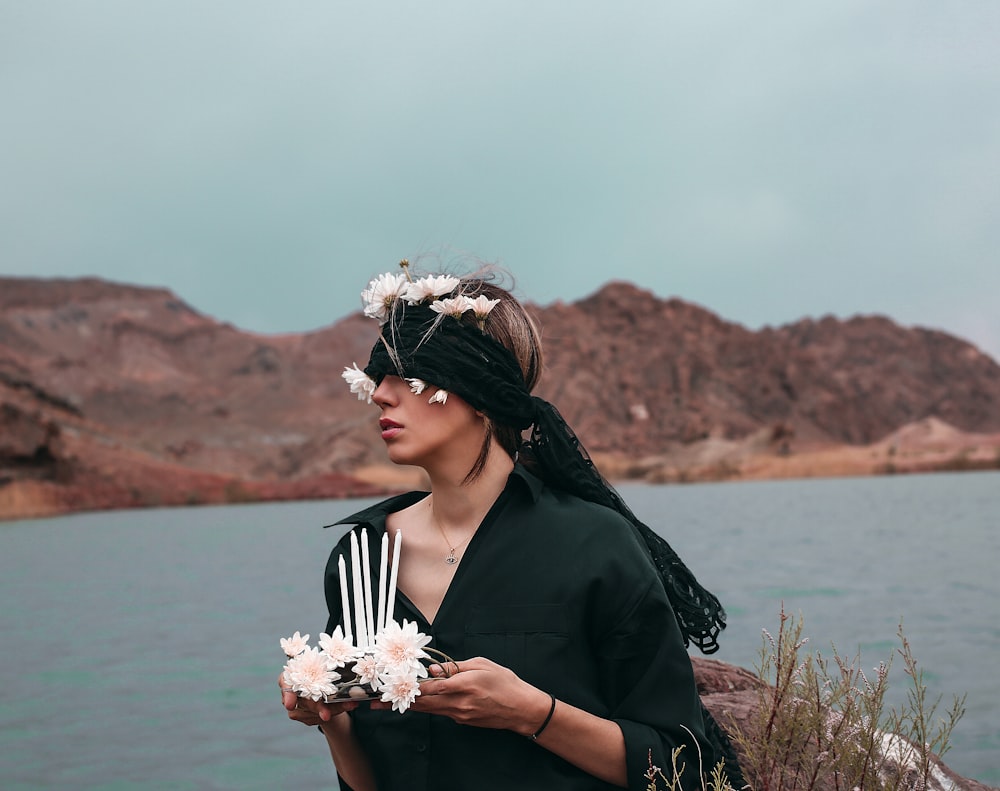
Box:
[463,604,570,681]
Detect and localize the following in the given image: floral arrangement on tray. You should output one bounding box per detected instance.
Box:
[280,529,448,713]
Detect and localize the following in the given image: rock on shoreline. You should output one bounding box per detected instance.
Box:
[692,657,996,791]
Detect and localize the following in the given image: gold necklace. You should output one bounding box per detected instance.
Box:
[431,512,474,565]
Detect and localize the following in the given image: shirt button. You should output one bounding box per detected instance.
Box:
[416,743,427,753]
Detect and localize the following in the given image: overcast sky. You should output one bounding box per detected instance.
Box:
[3,1,999,361]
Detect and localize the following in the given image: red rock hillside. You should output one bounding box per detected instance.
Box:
[2,276,1000,520]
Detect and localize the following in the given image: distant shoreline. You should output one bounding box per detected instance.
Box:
[5,420,998,523]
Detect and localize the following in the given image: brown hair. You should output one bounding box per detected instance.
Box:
[453,272,544,481]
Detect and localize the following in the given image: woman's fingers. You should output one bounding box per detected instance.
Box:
[277,673,300,711]
[290,702,324,726]
[427,656,491,679]
[278,672,359,724]
[428,658,465,678]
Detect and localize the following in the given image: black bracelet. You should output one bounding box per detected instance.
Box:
[530,694,557,741]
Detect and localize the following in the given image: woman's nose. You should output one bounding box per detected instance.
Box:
[371,376,398,407]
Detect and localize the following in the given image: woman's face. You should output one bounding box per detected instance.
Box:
[371,375,486,471]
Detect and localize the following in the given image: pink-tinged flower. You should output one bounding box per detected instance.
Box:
[283,646,341,701]
[379,671,422,713]
[405,378,428,395]
[427,388,449,405]
[468,294,500,320]
[353,652,381,687]
[404,275,460,304]
[319,626,361,669]
[362,273,409,323]
[374,619,432,677]
[429,296,474,318]
[280,631,310,657]
[342,363,377,404]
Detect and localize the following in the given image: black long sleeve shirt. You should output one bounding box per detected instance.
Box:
[325,465,717,791]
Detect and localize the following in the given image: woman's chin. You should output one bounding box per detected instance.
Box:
[385,446,420,467]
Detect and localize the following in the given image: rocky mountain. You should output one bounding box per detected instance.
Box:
[2,276,999,519]
[536,282,1000,449]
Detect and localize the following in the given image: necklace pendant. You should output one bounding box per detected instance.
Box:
[445,551,458,565]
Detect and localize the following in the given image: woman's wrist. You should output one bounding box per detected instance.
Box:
[529,693,557,740]
[518,688,558,739]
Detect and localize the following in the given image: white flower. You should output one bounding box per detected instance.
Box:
[405,378,447,402]
[429,296,475,318]
[406,378,427,395]
[379,671,423,713]
[362,272,409,323]
[468,294,500,320]
[353,652,381,687]
[283,646,341,702]
[280,631,310,657]
[374,619,432,677]
[404,275,461,304]
[342,363,377,404]
[318,626,361,669]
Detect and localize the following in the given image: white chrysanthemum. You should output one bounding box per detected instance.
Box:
[353,652,381,687]
[429,296,475,318]
[342,363,377,404]
[427,389,448,405]
[362,272,409,323]
[280,631,310,657]
[406,378,427,395]
[468,294,500,320]
[379,671,423,713]
[318,626,361,669]
[374,619,432,677]
[283,646,341,702]
[404,275,461,304]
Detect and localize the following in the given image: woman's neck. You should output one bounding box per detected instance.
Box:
[424,446,515,530]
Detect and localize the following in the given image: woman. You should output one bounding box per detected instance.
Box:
[281,263,742,790]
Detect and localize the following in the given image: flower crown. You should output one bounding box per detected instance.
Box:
[342,260,501,405]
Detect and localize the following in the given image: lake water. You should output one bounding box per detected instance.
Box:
[1,471,997,788]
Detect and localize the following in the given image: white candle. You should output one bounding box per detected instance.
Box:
[385,529,401,627]
[349,532,367,649]
[376,532,388,634]
[360,528,375,645]
[338,554,353,644]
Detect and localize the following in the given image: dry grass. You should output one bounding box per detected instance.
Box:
[731,608,965,791]
[645,606,966,791]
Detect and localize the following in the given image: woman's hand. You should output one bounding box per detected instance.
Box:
[410,659,628,786]
[277,676,380,791]
[407,657,552,736]
[277,674,360,726]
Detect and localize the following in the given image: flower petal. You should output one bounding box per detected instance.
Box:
[362,273,409,324]
[469,295,500,319]
[404,275,461,304]
[429,296,475,318]
[342,364,377,404]
[280,631,310,657]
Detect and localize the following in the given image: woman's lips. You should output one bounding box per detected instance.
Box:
[379,418,403,440]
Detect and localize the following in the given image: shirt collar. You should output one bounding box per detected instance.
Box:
[326,490,428,528]
[509,463,544,502]
[327,464,544,528]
